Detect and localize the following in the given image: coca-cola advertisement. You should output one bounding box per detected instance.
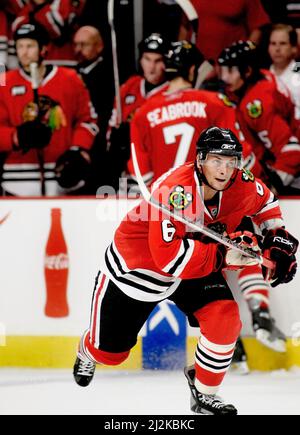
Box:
[44,208,70,318]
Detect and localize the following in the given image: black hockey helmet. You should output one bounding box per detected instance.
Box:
[138,33,169,57]
[14,23,50,48]
[218,40,258,75]
[164,40,204,79]
[196,127,243,168]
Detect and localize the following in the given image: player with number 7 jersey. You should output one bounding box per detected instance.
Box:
[128,40,259,188]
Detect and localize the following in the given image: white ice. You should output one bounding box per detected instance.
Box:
[0,368,300,415]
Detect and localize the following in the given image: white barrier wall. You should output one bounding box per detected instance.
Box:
[0,197,299,369]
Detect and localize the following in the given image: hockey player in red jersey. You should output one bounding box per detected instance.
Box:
[107,33,169,189]
[0,23,98,196]
[128,40,259,189]
[73,127,298,415]
[218,40,300,194]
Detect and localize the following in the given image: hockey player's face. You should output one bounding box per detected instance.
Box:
[199,154,237,191]
[219,66,244,92]
[140,53,165,85]
[269,30,297,68]
[16,39,40,70]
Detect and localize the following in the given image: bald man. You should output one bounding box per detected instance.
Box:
[74,26,115,190]
[74,26,104,64]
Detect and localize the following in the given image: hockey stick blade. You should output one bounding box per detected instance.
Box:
[131,143,275,270]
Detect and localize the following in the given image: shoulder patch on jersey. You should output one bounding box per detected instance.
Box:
[218,93,235,108]
[242,169,255,183]
[246,100,263,119]
[11,85,26,96]
[125,94,136,105]
[169,185,193,210]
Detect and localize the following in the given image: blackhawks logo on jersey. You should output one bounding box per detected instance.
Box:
[242,168,255,182]
[169,186,193,210]
[246,100,263,119]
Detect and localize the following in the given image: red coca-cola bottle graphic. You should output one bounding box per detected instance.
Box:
[44,208,69,318]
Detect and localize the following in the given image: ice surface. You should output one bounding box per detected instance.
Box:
[0,369,300,415]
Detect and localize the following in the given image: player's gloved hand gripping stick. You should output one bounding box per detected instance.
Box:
[131,142,275,272]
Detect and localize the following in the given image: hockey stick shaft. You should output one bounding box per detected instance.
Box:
[194,60,214,89]
[108,0,122,126]
[30,62,46,196]
[175,0,199,43]
[131,142,275,270]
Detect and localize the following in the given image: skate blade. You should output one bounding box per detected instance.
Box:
[256,329,287,353]
[230,361,250,375]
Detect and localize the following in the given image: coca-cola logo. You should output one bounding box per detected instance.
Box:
[45,254,69,270]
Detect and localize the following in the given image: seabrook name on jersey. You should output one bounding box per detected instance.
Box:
[147,101,208,128]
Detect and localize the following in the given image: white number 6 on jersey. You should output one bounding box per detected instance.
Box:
[162,220,176,243]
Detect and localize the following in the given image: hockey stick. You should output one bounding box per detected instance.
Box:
[108,0,122,127]
[30,62,45,196]
[195,60,214,89]
[131,142,275,270]
[175,0,199,44]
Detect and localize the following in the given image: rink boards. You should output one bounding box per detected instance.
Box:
[0,197,300,371]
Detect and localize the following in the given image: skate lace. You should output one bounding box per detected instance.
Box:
[77,359,95,377]
[198,393,225,409]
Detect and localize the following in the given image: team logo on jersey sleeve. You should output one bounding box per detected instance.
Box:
[169,186,193,210]
[242,169,255,182]
[246,100,263,119]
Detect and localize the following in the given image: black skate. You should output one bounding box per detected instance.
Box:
[184,365,238,415]
[230,337,250,375]
[73,356,96,387]
[252,307,286,353]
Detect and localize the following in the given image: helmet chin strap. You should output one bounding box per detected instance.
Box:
[195,161,239,192]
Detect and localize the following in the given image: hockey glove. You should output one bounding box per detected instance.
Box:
[262,228,298,287]
[55,147,91,191]
[219,231,261,270]
[16,120,52,153]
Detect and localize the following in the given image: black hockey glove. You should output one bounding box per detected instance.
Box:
[16,120,52,153]
[55,147,91,190]
[262,228,298,287]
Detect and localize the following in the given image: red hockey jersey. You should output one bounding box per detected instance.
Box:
[105,163,283,302]
[108,75,169,129]
[0,66,98,160]
[235,72,300,182]
[0,66,98,195]
[128,88,257,185]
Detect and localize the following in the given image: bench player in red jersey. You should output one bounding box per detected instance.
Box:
[107,33,169,188]
[73,127,298,415]
[218,40,300,194]
[128,40,259,189]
